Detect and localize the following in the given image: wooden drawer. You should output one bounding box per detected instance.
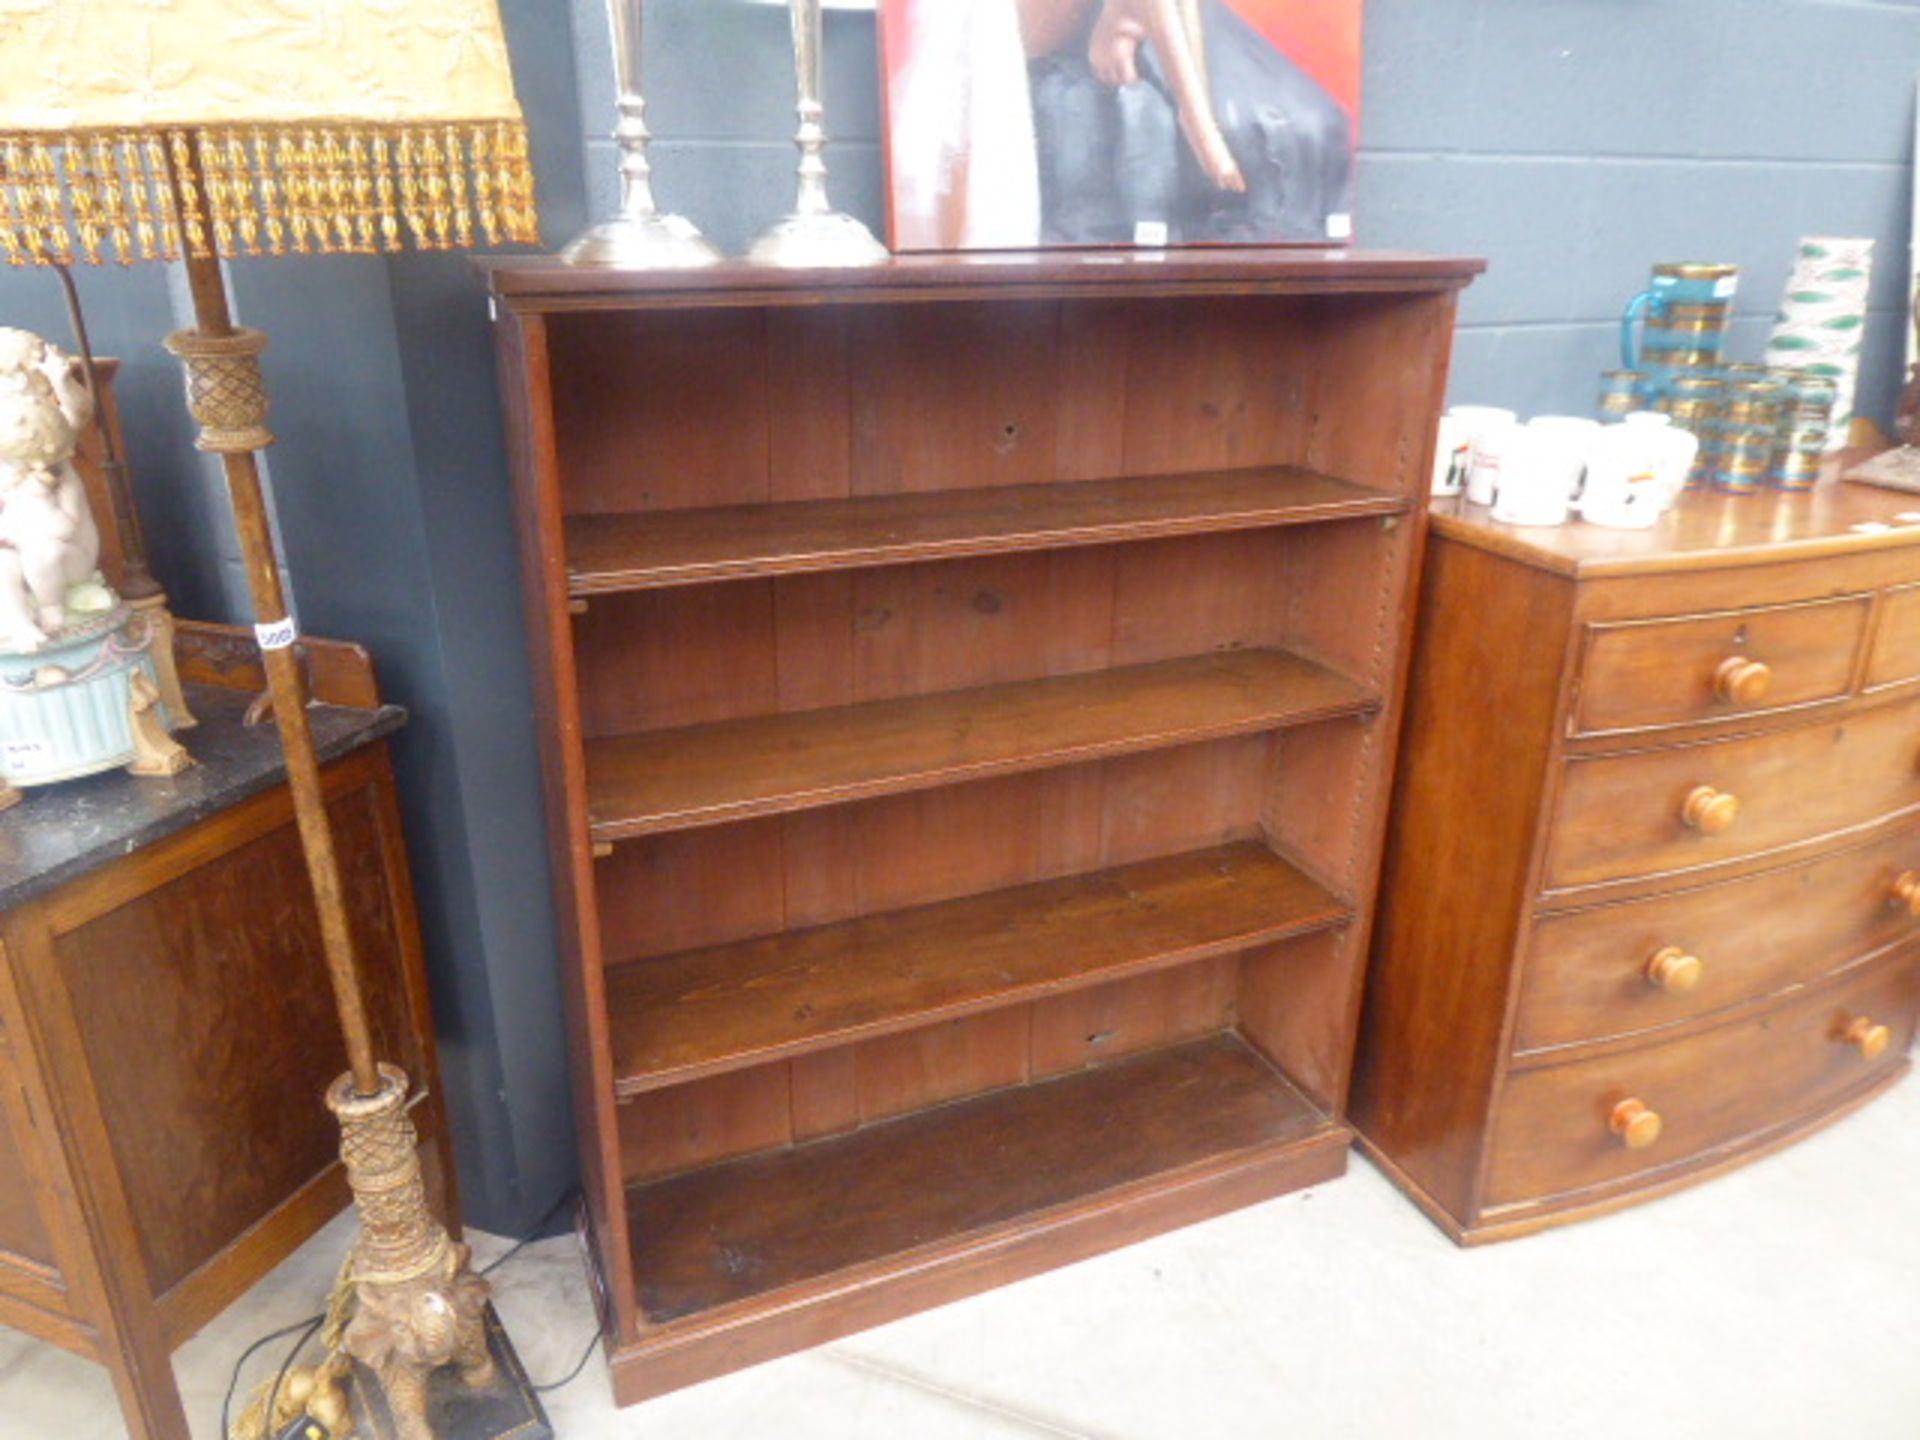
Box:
[1865,583,1920,691]
[1484,955,1919,1207]
[1518,825,1920,1054]
[1575,595,1870,736]
[1547,692,1920,891]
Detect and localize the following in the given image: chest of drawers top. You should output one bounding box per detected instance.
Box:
[1431,475,1920,582]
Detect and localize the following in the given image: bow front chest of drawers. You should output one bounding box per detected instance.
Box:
[1354,481,1920,1243]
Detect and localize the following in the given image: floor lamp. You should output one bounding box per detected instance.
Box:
[1,7,542,1439]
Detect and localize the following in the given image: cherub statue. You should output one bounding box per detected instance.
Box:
[0,328,107,652]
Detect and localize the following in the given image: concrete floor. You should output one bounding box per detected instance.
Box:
[7,1070,1916,1440]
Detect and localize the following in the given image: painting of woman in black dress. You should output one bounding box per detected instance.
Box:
[882,0,1359,251]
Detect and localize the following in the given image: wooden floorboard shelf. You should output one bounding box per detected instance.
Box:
[607,841,1349,1095]
[626,1033,1339,1326]
[585,648,1373,841]
[565,468,1403,594]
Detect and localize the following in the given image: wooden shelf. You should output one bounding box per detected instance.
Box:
[627,1034,1342,1326]
[565,468,1403,594]
[586,648,1373,842]
[607,841,1348,1095]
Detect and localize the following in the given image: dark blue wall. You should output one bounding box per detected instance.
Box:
[2,0,1913,1233]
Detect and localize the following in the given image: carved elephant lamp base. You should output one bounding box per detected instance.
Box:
[325,1066,552,1440]
[345,1306,553,1440]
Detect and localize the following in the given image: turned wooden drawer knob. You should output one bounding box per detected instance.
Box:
[1844,1017,1893,1061]
[1682,785,1740,835]
[1891,871,1920,917]
[1646,947,1704,993]
[1713,656,1774,706]
[1609,1098,1663,1149]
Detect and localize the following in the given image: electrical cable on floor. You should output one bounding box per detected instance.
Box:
[532,1190,613,1397]
[532,1318,606,1395]
[218,1186,588,1434]
[478,1183,581,1279]
[263,1312,329,1435]
[220,1311,326,1440]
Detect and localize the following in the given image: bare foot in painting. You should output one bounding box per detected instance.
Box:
[1183,111,1247,192]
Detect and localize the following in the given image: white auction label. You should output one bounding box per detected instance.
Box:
[256,618,298,651]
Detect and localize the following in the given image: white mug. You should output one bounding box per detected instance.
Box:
[1526,416,1602,500]
[1450,405,1518,505]
[1617,411,1695,509]
[1648,426,1700,510]
[1432,414,1473,497]
[1580,424,1665,529]
[1492,429,1571,527]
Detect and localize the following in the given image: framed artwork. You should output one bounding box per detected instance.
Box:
[879,0,1360,252]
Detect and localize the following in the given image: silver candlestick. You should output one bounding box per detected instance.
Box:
[748,0,888,267]
[562,0,721,267]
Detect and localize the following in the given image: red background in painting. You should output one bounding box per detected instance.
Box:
[1225,1,1362,119]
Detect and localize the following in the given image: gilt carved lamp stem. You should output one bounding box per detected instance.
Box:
[0,6,539,1438]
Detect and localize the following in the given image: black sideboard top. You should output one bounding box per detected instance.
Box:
[0,684,404,911]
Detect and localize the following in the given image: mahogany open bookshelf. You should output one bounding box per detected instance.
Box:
[486,249,1477,1406]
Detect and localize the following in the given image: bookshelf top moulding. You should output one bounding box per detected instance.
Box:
[481,248,1485,314]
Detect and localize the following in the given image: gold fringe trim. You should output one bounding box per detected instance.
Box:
[0,120,538,266]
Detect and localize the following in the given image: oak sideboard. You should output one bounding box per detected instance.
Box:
[0,627,453,1440]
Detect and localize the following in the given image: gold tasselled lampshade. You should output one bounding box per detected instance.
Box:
[0,0,539,265]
